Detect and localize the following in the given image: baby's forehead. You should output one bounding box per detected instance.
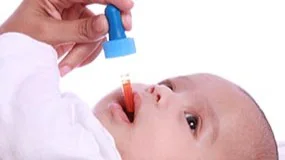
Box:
[163,74,237,90]
[165,74,259,112]
[159,74,259,111]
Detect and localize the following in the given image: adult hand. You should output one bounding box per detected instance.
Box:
[0,0,133,76]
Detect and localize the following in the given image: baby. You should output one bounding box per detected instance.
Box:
[0,32,278,159]
[94,74,279,160]
[0,0,278,158]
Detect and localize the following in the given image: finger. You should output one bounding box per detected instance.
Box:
[81,3,132,31]
[94,0,134,12]
[51,0,133,12]
[62,3,96,20]
[48,0,92,10]
[61,4,87,20]
[45,14,108,44]
[58,41,101,76]
[54,42,75,57]
[78,0,134,12]
[78,38,105,67]
[62,4,132,31]
[64,5,132,31]
[121,12,132,31]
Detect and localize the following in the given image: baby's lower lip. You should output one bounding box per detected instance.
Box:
[114,102,134,124]
[119,102,134,123]
[118,93,137,123]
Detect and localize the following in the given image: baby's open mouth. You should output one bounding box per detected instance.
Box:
[118,96,135,123]
[111,87,142,123]
[123,107,134,122]
[119,77,139,123]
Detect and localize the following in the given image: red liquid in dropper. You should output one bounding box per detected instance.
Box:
[122,76,134,121]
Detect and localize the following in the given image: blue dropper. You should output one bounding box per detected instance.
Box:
[103,5,136,58]
[103,5,136,122]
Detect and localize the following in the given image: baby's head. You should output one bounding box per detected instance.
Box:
[94,74,278,160]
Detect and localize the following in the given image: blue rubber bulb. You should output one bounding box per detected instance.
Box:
[103,5,136,58]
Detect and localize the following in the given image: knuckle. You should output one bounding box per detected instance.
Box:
[54,0,70,8]
[78,19,93,41]
[85,0,94,4]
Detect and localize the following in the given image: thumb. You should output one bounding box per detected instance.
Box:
[45,15,108,44]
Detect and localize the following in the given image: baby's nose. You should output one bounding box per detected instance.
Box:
[147,85,173,105]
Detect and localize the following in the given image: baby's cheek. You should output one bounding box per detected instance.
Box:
[95,89,122,111]
[131,129,193,159]
[135,112,180,140]
[130,114,198,159]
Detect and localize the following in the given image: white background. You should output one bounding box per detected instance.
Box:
[1,0,285,142]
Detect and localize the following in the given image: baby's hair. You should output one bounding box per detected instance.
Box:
[239,87,278,160]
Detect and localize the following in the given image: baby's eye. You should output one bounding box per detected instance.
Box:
[160,81,173,90]
[185,113,199,131]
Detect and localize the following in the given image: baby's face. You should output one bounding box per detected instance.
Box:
[94,74,261,160]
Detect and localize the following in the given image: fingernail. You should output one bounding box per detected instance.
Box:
[60,66,71,77]
[125,14,132,30]
[126,14,132,24]
[95,16,108,33]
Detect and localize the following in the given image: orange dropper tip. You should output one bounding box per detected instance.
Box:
[121,74,135,114]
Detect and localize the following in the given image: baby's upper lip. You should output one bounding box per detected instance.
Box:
[133,92,141,113]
